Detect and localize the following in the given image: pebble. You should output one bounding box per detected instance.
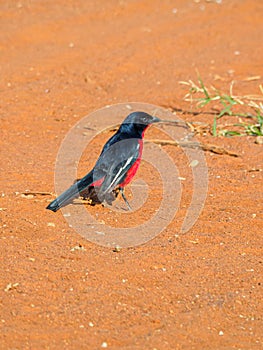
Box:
[255,136,263,144]
[70,245,85,252]
[189,159,199,168]
[113,245,121,252]
[4,282,19,292]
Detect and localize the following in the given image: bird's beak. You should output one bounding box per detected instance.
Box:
[152,116,161,123]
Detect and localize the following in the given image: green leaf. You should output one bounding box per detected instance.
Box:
[212,117,217,136]
[218,105,232,118]
[198,76,210,99]
[223,130,242,137]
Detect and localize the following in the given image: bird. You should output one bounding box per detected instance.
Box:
[46,111,174,212]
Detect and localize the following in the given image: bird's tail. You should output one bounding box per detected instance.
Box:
[46,171,94,212]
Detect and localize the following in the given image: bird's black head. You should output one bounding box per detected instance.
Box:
[120,111,160,137]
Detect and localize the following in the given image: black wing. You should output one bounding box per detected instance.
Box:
[93,137,140,195]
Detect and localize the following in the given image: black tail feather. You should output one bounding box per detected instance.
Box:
[46,171,94,212]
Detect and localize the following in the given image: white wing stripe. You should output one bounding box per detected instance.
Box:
[104,155,134,193]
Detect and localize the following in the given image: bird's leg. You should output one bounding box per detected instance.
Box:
[119,187,132,211]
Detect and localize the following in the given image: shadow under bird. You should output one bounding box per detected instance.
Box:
[46,111,182,212]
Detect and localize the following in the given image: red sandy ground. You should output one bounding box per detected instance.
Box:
[1,1,263,349]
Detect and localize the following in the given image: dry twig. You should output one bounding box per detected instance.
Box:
[22,191,53,196]
[146,139,239,157]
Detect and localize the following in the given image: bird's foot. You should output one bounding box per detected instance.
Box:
[119,187,132,211]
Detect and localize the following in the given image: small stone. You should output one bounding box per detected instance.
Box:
[219,330,224,336]
[47,222,55,227]
[255,136,263,144]
[70,244,85,252]
[101,342,108,348]
[4,283,19,292]
[113,245,121,252]
[189,159,199,167]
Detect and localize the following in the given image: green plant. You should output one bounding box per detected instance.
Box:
[180,77,263,137]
